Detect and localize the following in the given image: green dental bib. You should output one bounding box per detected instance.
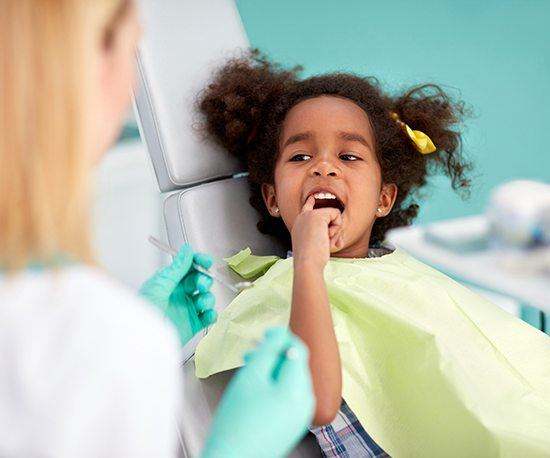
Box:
[195,249,550,457]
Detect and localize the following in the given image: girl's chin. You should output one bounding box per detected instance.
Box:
[329,244,345,255]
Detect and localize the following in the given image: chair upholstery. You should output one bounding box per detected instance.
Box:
[134,0,246,192]
[164,177,286,362]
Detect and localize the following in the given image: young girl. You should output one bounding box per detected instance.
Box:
[194,51,550,457]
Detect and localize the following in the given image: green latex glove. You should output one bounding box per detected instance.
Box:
[201,328,315,458]
[139,244,216,345]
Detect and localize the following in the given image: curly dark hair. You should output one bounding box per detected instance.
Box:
[198,50,472,249]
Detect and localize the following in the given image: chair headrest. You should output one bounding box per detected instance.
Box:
[134,0,249,192]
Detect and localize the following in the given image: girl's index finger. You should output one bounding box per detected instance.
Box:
[301,195,316,213]
[315,207,343,225]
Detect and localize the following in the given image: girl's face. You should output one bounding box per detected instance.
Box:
[262,95,397,257]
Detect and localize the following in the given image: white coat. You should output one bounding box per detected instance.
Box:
[0,265,182,457]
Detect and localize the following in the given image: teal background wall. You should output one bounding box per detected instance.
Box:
[236,0,550,224]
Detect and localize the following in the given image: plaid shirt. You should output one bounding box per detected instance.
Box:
[309,399,390,458]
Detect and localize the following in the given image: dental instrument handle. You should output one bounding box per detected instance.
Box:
[147,236,251,293]
[148,235,178,257]
[193,265,253,293]
[191,263,239,293]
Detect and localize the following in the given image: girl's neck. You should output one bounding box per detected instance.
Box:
[332,236,372,259]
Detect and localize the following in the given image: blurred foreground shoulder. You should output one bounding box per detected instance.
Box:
[0,265,182,458]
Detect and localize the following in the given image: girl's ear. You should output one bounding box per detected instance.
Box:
[261,183,280,217]
[376,183,398,217]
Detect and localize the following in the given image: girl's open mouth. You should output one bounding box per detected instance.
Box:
[311,192,345,213]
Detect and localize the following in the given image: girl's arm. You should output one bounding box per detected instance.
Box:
[289,197,343,425]
[290,260,342,425]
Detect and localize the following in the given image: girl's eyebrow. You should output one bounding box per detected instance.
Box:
[281,130,372,150]
[338,131,372,150]
[282,131,312,149]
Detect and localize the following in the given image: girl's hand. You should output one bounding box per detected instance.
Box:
[291,195,344,270]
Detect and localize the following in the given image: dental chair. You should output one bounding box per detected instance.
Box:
[133,1,321,456]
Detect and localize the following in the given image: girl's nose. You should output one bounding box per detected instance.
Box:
[311,159,339,177]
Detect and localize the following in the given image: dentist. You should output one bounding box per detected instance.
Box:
[0,1,313,457]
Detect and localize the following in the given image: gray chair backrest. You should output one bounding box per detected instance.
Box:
[134,1,319,456]
[135,0,245,192]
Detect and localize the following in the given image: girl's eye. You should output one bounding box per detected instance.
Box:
[289,153,312,162]
[340,153,362,161]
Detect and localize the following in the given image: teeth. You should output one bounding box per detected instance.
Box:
[313,192,336,200]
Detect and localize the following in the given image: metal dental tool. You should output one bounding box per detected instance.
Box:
[148,236,252,293]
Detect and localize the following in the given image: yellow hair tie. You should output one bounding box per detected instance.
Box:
[391,112,436,155]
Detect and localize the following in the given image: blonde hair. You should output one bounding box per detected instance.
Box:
[0,0,131,271]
